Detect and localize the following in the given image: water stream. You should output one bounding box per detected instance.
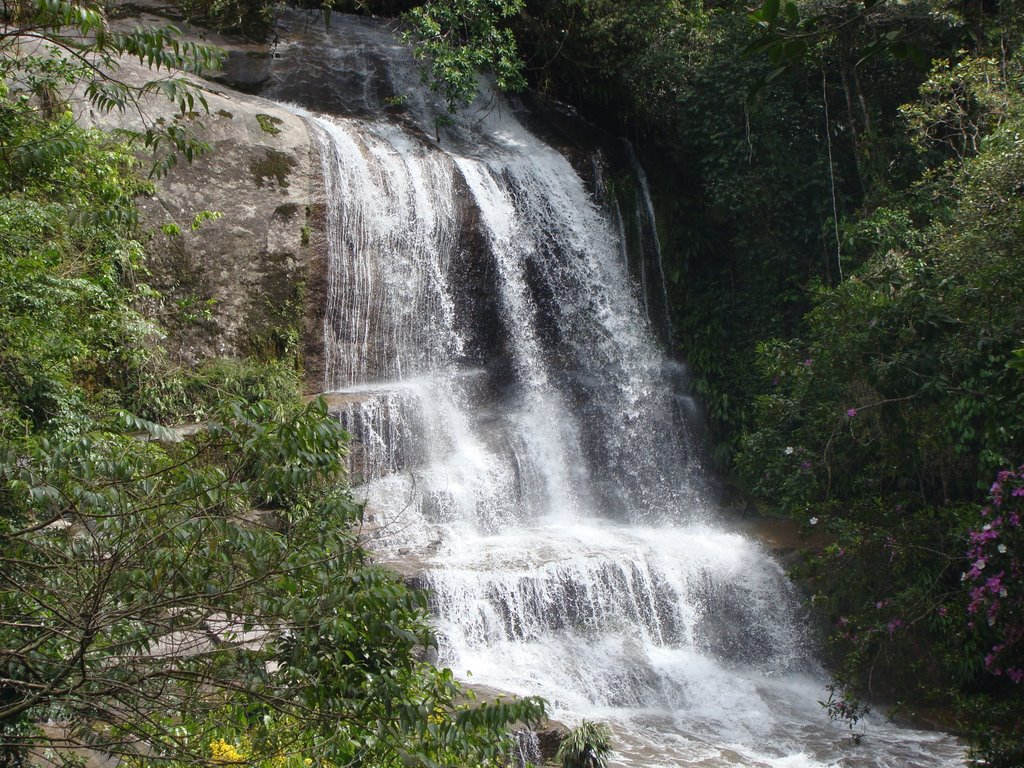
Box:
[265,13,965,766]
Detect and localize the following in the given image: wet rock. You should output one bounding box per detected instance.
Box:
[212,49,274,94]
[535,727,567,762]
[412,644,439,664]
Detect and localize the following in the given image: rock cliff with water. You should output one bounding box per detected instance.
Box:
[75,10,968,764]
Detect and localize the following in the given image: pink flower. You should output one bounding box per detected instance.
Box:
[846,408,857,417]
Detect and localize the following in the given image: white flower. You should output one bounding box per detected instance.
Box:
[809,517,819,526]
[784,446,794,455]
[998,544,1008,554]
[983,524,992,531]
[975,559,987,570]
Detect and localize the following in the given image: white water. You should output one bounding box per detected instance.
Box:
[266,14,965,766]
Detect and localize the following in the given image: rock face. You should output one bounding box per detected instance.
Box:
[77,49,328,386]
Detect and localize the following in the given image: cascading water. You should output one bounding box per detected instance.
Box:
[265,13,965,766]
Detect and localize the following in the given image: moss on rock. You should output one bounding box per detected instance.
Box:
[250,148,295,189]
[256,113,283,134]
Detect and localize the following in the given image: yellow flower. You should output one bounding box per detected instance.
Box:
[209,738,246,764]
[303,759,312,766]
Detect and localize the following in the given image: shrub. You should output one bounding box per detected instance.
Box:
[556,721,614,768]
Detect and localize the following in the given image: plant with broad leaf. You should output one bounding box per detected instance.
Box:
[401,0,526,112]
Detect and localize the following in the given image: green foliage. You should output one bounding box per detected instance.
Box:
[256,112,284,134]
[0,105,150,437]
[173,0,278,39]
[130,358,303,424]
[901,55,1019,161]
[402,0,526,111]
[0,399,545,765]
[1,0,222,177]
[556,721,613,768]
[738,49,1024,509]
[743,0,943,91]
[515,0,716,125]
[734,44,1024,761]
[960,691,1024,768]
[0,36,234,436]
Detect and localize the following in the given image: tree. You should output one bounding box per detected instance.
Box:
[401,0,527,111]
[0,400,544,766]
[734,41,1024,763]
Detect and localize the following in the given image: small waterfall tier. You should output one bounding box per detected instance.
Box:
[264,13,965,767]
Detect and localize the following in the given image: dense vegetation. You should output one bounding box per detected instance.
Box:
[0,3,543,765]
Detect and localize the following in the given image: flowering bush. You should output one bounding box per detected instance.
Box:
[965,466,1024,683]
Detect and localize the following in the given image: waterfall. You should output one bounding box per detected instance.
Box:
[628,145,673,346]
[265,13,964,767]
[513,729,542,768]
